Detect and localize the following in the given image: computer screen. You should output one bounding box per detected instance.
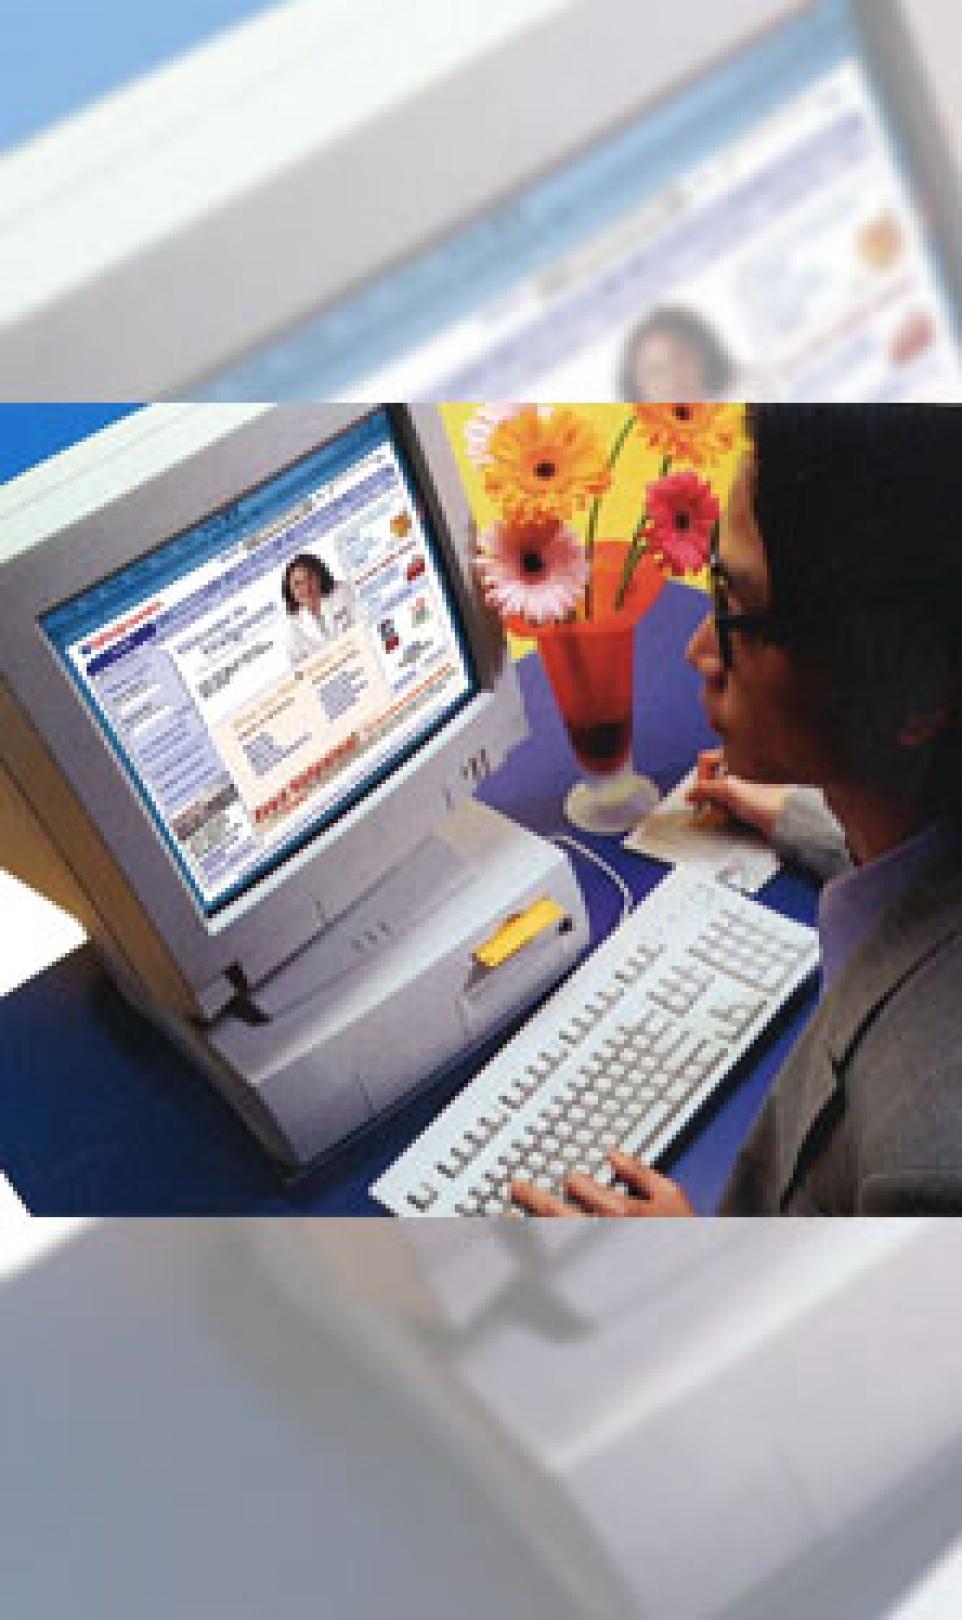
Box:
[196,0,962,403]
[2,405,524,1030]
[38,409,478,916]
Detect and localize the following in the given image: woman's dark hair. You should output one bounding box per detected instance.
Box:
[621,306,735,400]
[746,404,962,807]
[281,553,336,615]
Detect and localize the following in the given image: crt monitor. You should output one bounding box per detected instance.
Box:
[0,406,590,1167]
[38,409,483,926]
[1,0,960,399]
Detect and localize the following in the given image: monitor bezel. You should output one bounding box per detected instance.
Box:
[0,405,524,1008]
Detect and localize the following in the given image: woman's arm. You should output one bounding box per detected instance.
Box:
[687,750,851,881]
[771,786,851,881]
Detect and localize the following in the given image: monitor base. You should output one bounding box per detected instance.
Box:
[110,801,590,1174]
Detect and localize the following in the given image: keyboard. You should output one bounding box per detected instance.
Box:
[371,869,820,1216]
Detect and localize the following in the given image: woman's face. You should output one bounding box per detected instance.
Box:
[288,564,320,613]
[631,331,707,400]
[685,454,838,788]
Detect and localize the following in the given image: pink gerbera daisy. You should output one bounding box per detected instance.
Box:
[475,518,587,624]
[646,470,719,575]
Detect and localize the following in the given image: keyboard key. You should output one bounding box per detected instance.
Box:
[639,1101,672,1143]
[405,1184,439,1212]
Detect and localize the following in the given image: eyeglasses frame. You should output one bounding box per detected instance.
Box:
[708,528,778,671]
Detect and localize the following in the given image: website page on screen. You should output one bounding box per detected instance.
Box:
[41,412,475,914]
[198,0,962,404]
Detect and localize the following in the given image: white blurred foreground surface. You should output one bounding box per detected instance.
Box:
[3,1219,962,1617]
[0,872,85,997]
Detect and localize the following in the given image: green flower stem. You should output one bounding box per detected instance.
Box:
[615,517,652,610]
[585,411,637,620]
[613,452,671,611]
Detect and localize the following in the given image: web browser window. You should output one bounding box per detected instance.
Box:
[198,0,962,403]
[41,411,476,915]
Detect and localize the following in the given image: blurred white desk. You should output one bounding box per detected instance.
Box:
[0,1222,584,1620]
[6,1220,962,1618]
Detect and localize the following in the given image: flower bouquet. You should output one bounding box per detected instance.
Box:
[469,403,738,834]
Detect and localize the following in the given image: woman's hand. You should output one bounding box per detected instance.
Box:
[511,1151,695,1217]
[687,748,790,843]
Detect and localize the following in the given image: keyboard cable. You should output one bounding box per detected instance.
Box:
[551,834,635,925]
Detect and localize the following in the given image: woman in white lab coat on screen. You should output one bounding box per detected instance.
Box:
[281,552,356,664]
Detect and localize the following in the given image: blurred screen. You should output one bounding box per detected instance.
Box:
[198,0,962,403]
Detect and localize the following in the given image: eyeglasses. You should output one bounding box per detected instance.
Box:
[708,531,778,671]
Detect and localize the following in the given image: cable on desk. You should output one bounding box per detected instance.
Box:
[551,834,634,924]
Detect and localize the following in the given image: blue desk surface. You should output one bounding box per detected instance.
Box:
[1,583,819,1214]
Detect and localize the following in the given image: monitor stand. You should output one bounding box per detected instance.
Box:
[115,801,589,1175]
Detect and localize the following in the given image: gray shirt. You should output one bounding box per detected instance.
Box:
[721,793,962,1214]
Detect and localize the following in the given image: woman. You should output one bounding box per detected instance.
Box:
[514,404,962,1216]
[620,305,736,401]
[281,553,356,664]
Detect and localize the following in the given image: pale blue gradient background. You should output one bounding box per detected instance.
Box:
[0,1,285,151]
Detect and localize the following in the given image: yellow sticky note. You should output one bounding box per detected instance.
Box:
[473,897,567,969]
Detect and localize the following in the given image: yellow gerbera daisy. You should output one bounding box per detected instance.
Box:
[632,403,741,467]
[484,406,611,523]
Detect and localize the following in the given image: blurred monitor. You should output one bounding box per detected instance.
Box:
[3,0,961,400]
[4,1217,962,1620]
[202,0,962,403]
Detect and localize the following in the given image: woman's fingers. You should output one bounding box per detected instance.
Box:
[609,1151,695,1216]
[688,749,736,823]
[687,759,790,842]
[511,1159,694,1218]
[564,1172,650,1216]
[510,1178,580,1217]
[607,1151,665,1196]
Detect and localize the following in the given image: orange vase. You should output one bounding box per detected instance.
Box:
[515,540,666,835]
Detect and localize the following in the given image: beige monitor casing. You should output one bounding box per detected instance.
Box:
[0,405,592,1170]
